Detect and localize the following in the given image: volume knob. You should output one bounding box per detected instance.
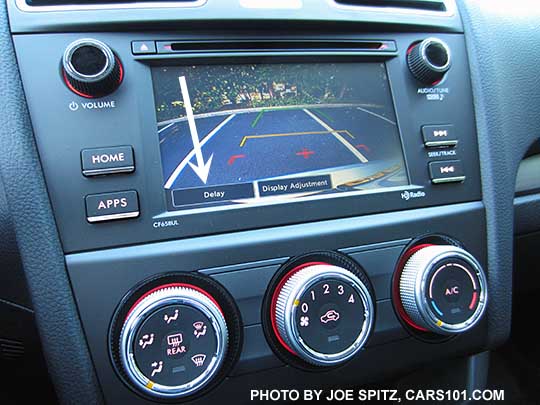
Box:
[407,38,451,85]
[62,38,123,98]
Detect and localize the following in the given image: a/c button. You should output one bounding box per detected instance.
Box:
[85,190,139,223]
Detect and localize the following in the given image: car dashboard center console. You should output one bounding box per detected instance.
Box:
[3,0,503,403]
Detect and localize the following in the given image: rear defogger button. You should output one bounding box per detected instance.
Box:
[85,190,139,223]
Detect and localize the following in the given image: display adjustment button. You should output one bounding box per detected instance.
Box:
[81,146,134,177]
[422,125,458,148]
[85,190,139,223]
[429,160,465,184]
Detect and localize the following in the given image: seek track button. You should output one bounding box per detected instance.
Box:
[429,160,465,184]
[422,125,457,148]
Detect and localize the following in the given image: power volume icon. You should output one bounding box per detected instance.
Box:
[62,38,123,98]
[395,244,487,335]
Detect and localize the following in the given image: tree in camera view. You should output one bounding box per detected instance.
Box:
[153,63,378,123]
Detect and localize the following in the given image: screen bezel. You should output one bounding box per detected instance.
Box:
[148,54,411,215]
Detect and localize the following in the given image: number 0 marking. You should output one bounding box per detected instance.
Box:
[301,303,309,313]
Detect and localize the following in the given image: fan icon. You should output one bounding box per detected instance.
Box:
[300,316,310,327]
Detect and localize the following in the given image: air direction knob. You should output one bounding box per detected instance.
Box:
[118,284,228,399]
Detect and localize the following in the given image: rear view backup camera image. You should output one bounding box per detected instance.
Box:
[152,62,408,210]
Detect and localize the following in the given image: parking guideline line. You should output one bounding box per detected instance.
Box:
[164,113,237,190]
[158,122,176,145]
[303,108,369,163]
[158,122,175,134]
[356,106,396,125]
[313,108,335,123]
[251,109,265,128]
[239,130,354,147]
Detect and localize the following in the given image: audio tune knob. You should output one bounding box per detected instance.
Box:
[407,37,451,85]
[62,38,123,98]
[397,245,487,335]
[270,261,375,366]
[118,284,228,399]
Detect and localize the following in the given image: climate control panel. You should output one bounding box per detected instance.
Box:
[106,239,488,401]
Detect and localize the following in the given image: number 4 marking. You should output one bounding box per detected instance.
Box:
[348,294,355,304]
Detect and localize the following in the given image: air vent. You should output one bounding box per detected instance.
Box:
[333,0,451,15]
[0,338,25,360]
[26,0,197,4]
[17,0,206,12]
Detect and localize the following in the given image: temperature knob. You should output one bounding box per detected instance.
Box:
[397,245,487,335]
[407,38,451,85]
[270,261,375,366]
[62,38,123,98]
[118,284,228,399]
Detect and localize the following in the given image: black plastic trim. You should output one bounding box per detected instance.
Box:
[0,1,103,403]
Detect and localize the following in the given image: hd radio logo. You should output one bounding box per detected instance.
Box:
[401,190,426,201]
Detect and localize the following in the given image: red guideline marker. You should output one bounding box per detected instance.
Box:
[227,154,246,165]
[356,144,370,152]
[296,148,314,159]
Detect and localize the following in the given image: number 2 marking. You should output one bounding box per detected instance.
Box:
[323,284,330,295]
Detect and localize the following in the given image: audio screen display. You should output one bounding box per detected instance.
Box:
[152,62,408,211]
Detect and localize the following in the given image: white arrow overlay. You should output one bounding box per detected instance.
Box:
[179,76,213,184]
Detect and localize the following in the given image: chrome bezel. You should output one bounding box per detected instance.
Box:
[414,247,488,334]
[119,287,228,399]
[63,38,115,83]
[419,37,452,73]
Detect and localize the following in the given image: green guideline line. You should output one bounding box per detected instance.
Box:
[313,108,334,123]
[251,106,304,128]
[251,109,265,128]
